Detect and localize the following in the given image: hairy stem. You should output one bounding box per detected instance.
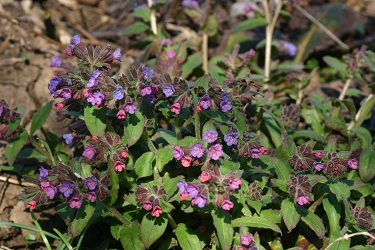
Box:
[174,117,182,141]
[142,130,158,154]
[202,33,208,74]
[325,232,375,250]
[148,0,158,36]
[99,201,130,226]
[195,111,201,139]
[348,94,375,130]
[167,214,177,229]
[29,135,57,166]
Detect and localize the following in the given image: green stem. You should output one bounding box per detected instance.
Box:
[99,201,130,226]
[174,117,182,141]
[195,111,201,139]
[202,33,208,74]
[167,214,178,229]
[142,130,158,154]
[29,135,57,166]
[348,94,375,130]
[31,211,52,250]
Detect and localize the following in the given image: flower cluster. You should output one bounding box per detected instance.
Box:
[0,100,21,139]
[351,207,373,230]
[239,140,267,159]
[22,164,110,210]
[286,174,312,206]
[135,185,167,217]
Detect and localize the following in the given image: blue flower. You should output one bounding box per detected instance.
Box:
[113,86,125,100]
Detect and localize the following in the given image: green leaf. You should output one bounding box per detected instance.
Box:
[201,13,218,36]
[181,53,203,79]
[291,130,325,142]
[108,160,119,206]
[232,216,282,234]
[123,22,150,35]
[264,113,282,147]
[141,213,168,248]
[69,199,96,237]
[17,148,47,162]
[351,127,372,148]
[329,182,350,202]
[124,110,145,147]
[195,74,210,89]
[84,105,107,136]
[110,218,123,240]
[281,199,300,232]
[282,132,297,160]
[233,108,247,134]
[359,148,375,182]
[323,56,349,78]
[324,117,347,136]
[134,152,154,179]
[326,231,350,250]
[323,194,341,235]
[362,51,375,72]
[120,221,145,250]
[232,18,268,32]
[5,129,28,166]
[133,6,150,22]
[211,209,233,250]
[270,157,291,180]
[299,207,326,239]
[174,223,202,250]
[158,128,178,145]
[155,146,174,172]
[30,101,53,135]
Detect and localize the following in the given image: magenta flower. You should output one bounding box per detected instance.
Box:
[39,166,49,180]
[65,47,74,57]
[68,196,82,209]
[87,91,105,106]
[27,200,37,210]
[296,190,310,205]
[199,95,212,110]
[170,103,181,114]
[151,205,163,217]
[208,144,223,160]
[139,84,152,96]
[199,171,212,182]
[177,180,188,194]
[113,86,124,100]
[314,151,323,158]
[347,159,358,169]
[59,182,75,197]
[186,184,200,198]
[224,131,239,146]
[70,35,81,46]
[221,199,234,210]
[173,146,185,160]
[228,178,242,189]
[249,48,256,57]
[124,101,137,114]
[313,161,324,171]
[163,84,176,98]
[166,50,176,59]
[142,200,153,211]
[220,99,232,112]
[50,55,62,67]
[84,176,98,190]
[244,3,252,13]
[202,129,218,143]
[192,194,207,208]
[240,233,253,246]
[114,160,125,172]
[251,148,261,159]
[112,48,122,62]
[191,143,206,158]
[60,88,72,99]
[86,191,97,202]
[117,108,126,119]
[82,145,96,159]
[44,185,58,199]
[63,133,75,144]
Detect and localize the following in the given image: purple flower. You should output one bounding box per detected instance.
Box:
[199,95,212,110]
[208,144,224,160]
[220,99,232,112]
[63,133,75,144]
[228,178,242,189]
[241,233,253,246]
[69,196,82,208]
[86,191,97,202]
[139,84,152,96]
[222,199,234,210]
[70,35,81,46]
[0,104,3,116]
[182,0,199,8]
[191,143,206,158]
[192,194,207,208]
[202,129,218,143]
[65,47,74,57]
[177,180,188,194]
[281,41,297,57]
[39,166,49,180]
[87,91,105,106]
[173,146,185,160]
[59,181,75,198]
[124,101,137,114]
[251,148,261,159]
[296,190,310,205]
[113,86,125,100]
[140,63,154,80]
[347,159,358,170]
[87,69,101,88]
[244,3,252,14]
[186,184,200,198]
[313,161,324,171]
[84,176,98,190]
[82,145,96,159]
[163,84,175,98]
[44,185,58,199]
[166,50,176,59]
[48,77,62,95]
[145,94,156,106]
[112,48,122,62]
[249,48,256,57]
[224,131,239,146]
[60,88,72,99]
[50,55,62,67]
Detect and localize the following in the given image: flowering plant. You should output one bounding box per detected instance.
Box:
[2,1,375,249]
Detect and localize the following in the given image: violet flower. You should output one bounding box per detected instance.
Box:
[186,184,200,198]
[202,129,218,144]
[87,91,105,106]
[313,161,324,171]
[63,133,75,144]
[112,48,122,62]
[208,144,224,160]
[191,143,206,158]
[124,101,137,114]
[70,35,81,46]
[199,95,212,110]
[173,146,185,160]
[224,131,239,146]
[45,185,58,199]
[113,86,125,100]
[59,181,75,198]
[163,84,175,98]
[177,180,188,194]
[192,194,207,208]
[39,166,49,180]
[50,55,62,67]
[48,77,62,95]
[69,196,82,208]
[82,145,96,159]
[84,176,98,190]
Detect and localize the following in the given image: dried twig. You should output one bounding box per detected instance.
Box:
[0,176,34,187]
[325,232,375,250]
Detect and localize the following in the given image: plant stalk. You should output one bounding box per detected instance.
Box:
[167,214,177,229]
[195,111,201,139]
[99,201,130,226]
[142,130,158,154]
[325,232,375,250]
[348,94,375,130]
[338,76,353,100]
[202,33,208,74]
[148,0,158,36]
[174,117,182,140]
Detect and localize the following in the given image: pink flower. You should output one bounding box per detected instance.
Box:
[27,200,37,210]
[85,191,97,202]
[221,199,234,210]
[314,151,323,158]
[116,108,126,119]
[171,103,181,114]
[166,50,177,59]
[259,147,268,155]
[120,151,128,159]
[228,178,242,189]
[200,171,212,182]
[68,196,82,209]
[199,226,206,233]
[208,144,223,160]
[142,200,153,210]
[114,160,126,172]
[296,190,310,206]
[240,233,253,246]
[181,156,193,167]
[55,102,65,110]
[347,159,358,170]
[180,192,189,200]
[151,205,163,217]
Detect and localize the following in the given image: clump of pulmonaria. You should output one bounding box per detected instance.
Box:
[289,141,317,172]
[239,141,265,159]
[135,185,167,217]
[322,152,348,178]
[280,103,300,128]
[0,100,21,139]
[248,182,263,201]
[351,207,373,230]
[287,174,312,206]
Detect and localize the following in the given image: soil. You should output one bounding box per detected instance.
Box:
[0,0,374,249]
